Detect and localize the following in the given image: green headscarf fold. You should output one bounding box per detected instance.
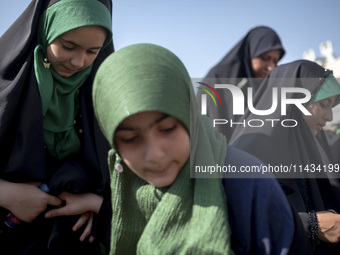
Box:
[34,0,112,159]
[93,44,233,254]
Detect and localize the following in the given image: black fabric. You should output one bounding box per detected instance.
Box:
[328,132,340,165]
[92,198,112,247]
[0,0,113,253]
[196,26,285,141]
[230,60,340,254]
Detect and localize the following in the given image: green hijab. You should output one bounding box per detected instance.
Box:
[34,0,112,159]
[309,73,340,105]
[93,44,233,254]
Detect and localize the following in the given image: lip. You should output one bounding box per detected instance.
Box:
[317,124,325,131]
[261,72,269,78]
[147,165,170,175]
[62,65,77,74]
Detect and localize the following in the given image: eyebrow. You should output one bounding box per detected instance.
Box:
[60,37,103,50]
[116,114,169,132]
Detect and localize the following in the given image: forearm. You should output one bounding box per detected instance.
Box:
[0,178,14,209]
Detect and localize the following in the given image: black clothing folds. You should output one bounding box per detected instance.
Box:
[0,0,113,254]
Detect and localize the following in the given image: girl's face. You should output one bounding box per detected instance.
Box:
[303,96,336,136]
[114,111,190,187]
[46,26,107,77]
[251,49,281,79]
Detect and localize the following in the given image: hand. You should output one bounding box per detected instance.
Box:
[317,211,340,243]
[45,191,103,217]
[0,180,62,223]
[45,191,103,241]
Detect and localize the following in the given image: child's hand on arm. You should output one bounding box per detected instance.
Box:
[45,191,103,241]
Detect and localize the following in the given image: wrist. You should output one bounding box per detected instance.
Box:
[88,193,103,214]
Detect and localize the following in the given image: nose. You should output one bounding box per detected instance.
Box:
[267,62,276,72]
[144,137,165,163]
[70,53,86,69]
[325,108,333,122]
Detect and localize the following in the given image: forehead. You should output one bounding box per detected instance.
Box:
[309,95,336,107]
[320,95,336,105]
[117,111,168,129]
[260,49,281,58]
[58,26,107,45]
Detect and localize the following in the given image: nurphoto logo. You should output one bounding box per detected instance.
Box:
[197,82,312,128]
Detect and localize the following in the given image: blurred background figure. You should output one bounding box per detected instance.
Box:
[196,26,285,141]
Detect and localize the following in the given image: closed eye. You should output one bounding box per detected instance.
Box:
[319,98,332,108]
[87,49,100,55]
[260,56,270,61]
[62,44,75,51]
[121,136,138,144]
[161,125,177,133]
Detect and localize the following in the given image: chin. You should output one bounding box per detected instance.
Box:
[54,69,71,77]
[60,72,74,78]
[150,178,175,188]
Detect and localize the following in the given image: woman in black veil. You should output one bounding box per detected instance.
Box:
[230,59,340,254]
[0,0,114,253]
[196,26,285,141]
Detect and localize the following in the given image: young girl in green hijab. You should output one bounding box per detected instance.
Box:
[92,43,299,254]
[0,0,113,253]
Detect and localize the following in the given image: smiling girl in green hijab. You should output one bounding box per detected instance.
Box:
[93,43,298,254]
[0,0,114,253]
[34,0,112,159]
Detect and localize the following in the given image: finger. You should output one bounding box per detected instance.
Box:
[58,191,71,200]
[80,213,93,242]
[45,206,71,218]
[89,236,95,243]
[46,194,63,207]
[73,213,90,232]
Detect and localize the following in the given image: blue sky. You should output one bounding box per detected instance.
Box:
[1,0,340,78]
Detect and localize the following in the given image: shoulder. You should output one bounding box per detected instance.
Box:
[222,145,284,195]
[224,145,270,179]
[225,145,263,167]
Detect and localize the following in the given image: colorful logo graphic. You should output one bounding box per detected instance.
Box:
[197,82,222,106]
